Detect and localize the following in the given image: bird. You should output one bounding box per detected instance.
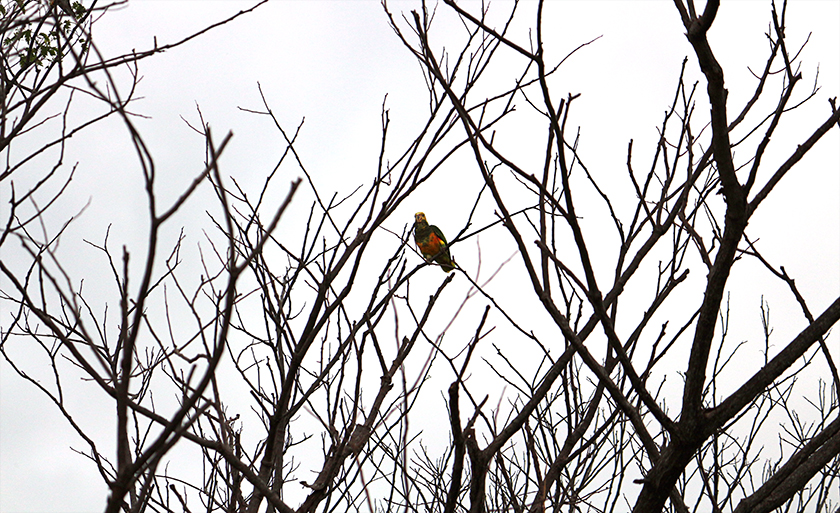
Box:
[51,0,76,17]
[413,212,455,273]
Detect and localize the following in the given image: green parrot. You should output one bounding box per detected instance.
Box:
[414,212,455,272]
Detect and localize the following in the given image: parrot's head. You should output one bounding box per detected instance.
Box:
[414,212,427,225]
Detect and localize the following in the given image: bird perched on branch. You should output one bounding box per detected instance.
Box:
[51,0,77,17]
[414,212,455,273]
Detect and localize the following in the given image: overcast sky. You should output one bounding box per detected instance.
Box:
[1,1,838,512]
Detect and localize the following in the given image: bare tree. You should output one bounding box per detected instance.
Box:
[0,1,275,511]
[390,1,840,512]
[2,1,838,513]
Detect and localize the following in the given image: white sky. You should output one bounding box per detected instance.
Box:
[1,1,838,512]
